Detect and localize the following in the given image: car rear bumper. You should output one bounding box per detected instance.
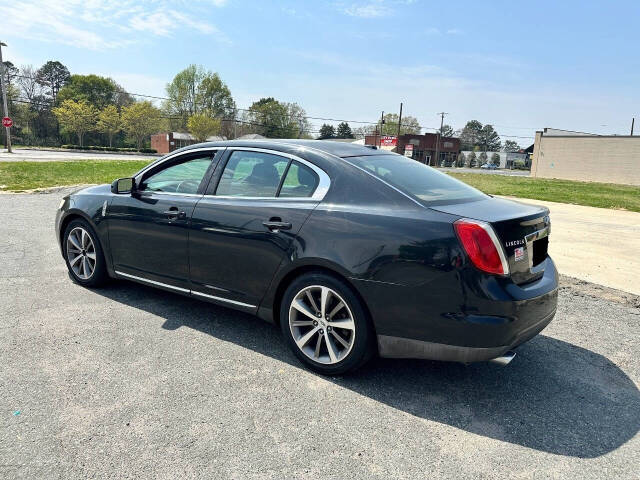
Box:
[353,256,559,362]
[377,307,555,362]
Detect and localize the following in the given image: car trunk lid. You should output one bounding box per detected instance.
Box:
[432,197,551,284]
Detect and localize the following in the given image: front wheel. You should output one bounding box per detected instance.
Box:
[280,273,375,375]
[63,219,108,287]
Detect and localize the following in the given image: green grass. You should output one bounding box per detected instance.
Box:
[1,161,638,212]
[447,172,640,212]
[0,160,151,192]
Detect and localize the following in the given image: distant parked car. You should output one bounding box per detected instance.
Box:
[481,163,498,170]
[56,140,557,374]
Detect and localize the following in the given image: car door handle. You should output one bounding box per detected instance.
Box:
[164,208,186,219]
[263,219,292,231]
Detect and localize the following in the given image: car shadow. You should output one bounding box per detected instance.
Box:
[96,280,639,459]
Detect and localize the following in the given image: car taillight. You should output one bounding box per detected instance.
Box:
[454,219,509,276]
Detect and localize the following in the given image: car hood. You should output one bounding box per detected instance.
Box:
[71,184,112,196]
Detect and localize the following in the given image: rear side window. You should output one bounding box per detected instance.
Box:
[345,154,487,206]
[279,161,319,198]
[216,151,288,197]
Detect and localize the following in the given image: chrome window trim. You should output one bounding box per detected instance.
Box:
[115,270,257,308]
[134,147,222,180]
[214,146,330,201]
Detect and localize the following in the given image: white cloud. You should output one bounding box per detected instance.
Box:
[1,0,228,51]
[343,1,390,18]
[341,0,420,18]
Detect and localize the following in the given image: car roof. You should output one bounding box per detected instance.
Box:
[174,139,389,158]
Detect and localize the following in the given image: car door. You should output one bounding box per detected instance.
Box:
[189,147,329,310]
[108,150,219,292]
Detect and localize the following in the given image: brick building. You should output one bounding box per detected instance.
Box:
[365,133,460,165]
[151,132,225,154]
[396,133,461,166]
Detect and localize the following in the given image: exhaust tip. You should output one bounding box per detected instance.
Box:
[489,350,516,366]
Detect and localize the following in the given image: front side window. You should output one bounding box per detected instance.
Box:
[141,155,212,194]
[345,154,487,206]
[216,151,288,197]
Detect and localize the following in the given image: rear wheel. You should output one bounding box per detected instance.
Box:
[280,272,374,375]
[63,219,108,287]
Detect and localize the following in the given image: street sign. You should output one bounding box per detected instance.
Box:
[2,117,12,128]
[404,144,413,157]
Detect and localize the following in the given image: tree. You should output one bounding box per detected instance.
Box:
[459,120,483,150]
[2,61,19,86]
[478,124,501,151]
[286,102,311,138]
[440,124,454,137]
[121,101,164,150]
[17,65,44,103]
[247,97,307,138]
[336,122,353,139]
[57,74,128,109]
[352,124,375,138]
[456,152,466,167]
[318,124,336,139]
[165,65,235,129]
[377,113,421,135]
[53,99,97,147]
[97,105,121,147]
[187,113,221,142]
[491,152,501,165]
[478,151,488,166]
[466,151,477,168]
[36,61,70,101]
[503,140,521,152]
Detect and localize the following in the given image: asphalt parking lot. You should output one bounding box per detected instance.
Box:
[1,189,638,479]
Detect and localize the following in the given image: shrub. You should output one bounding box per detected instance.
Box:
[139,148,157,154]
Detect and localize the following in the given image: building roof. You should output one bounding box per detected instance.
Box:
[542,128,598,136]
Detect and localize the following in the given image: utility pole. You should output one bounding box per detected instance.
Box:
[397,102,403,138]
[0,41,12,153]
[434,112,448,167]
[379,111,385,147]
[631,117,635,136]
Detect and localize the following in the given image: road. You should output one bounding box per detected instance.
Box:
[0,147,159,162]
[0,189,638,479]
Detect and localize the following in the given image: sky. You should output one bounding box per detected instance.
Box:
[2,0,639,143]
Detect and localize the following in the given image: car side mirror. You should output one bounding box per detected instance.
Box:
[111,177,135,194]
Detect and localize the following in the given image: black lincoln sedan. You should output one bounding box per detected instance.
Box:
[56,140,557,374]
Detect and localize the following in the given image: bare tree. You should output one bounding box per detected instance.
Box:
[18,65,44,103]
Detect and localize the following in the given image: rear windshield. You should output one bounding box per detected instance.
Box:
[345,154,487,206]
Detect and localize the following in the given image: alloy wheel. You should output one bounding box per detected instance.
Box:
[288,285,356,365]
[66,226,96,280]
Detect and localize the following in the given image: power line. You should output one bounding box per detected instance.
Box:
[8,74,541,137]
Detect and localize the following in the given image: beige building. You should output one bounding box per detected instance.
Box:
[531,128,640,186]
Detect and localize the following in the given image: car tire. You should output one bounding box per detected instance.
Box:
[63,218,109,288]
[280,272,375,375]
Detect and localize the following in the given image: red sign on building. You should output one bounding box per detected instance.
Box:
[379,135,397,146]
